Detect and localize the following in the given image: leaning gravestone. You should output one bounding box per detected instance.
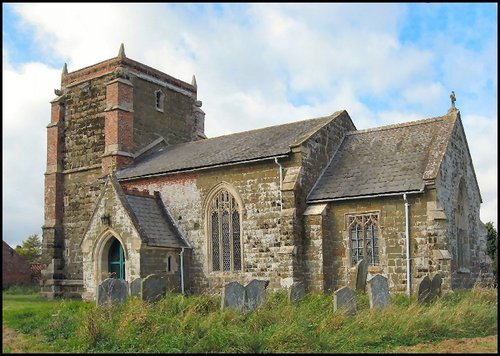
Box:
[288,281,306,303]
[245,279,269,312]
[221,281,246,311]
[355,259,369,292]
[430,274,442,301]
[142,274,166,303]
[333,286,357,316]
[97,278,128,306]
[417,275,432,304]
[130,277,142,297]
[367,274,390,309]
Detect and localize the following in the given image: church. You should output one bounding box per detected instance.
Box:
[40,45,490,301]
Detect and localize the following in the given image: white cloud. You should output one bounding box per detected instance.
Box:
[2,3,497,247]
[2,55,60,247]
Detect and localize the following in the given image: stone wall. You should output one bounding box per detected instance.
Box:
[305,191,448,295]
[120,160,287,294]
[435,116,487,289]
[289,111,356,285]
[43,54,201,298]
[132,76,199,146]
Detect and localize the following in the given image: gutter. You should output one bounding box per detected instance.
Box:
[118,154,289,182]
[180,247,185,295]
[403,193,412,297]
[274,157,283,211]
[307,188,424,204]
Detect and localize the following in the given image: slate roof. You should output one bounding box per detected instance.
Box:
[307,112,457,202]
[116,112,344,180]
[124,190,189,248]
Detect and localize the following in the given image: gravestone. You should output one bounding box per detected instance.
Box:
[430,274,442,301]
[97,278,128,306]
[333,286,357,316]
[245,279,269,312]
[417,275,432,304]
[288,282,306,303]
[367,274,390,309]
[142,274,166,303]
[221,281,246,311]
[130,277,142,297]
[355,259,369,292]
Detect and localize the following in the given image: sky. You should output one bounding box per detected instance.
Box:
[2,3,497,248]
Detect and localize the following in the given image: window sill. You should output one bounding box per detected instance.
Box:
[457,267,471,274]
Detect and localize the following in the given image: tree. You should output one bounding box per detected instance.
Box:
[15,234,42,263]
[485,222,497,278]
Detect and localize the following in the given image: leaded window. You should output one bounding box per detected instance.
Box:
[348,213,380,266]
[209,189,242,272]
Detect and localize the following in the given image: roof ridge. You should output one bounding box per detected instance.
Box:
[347,113,453,136]
[181,114,334,146]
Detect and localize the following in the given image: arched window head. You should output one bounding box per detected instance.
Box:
[208,188,242,272]
[155,90,165,112]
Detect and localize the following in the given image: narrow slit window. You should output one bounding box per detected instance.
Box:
[155,90,165,112]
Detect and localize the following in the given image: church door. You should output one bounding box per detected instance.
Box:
[108,238,125,279]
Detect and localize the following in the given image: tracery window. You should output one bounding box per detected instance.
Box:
[209,189,242,272]
[347,213,380,266]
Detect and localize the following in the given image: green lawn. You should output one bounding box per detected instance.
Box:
[2,287,498,353]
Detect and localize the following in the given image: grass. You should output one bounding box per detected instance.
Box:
[2,286,497,353]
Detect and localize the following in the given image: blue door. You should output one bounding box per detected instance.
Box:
[108,239,125,279]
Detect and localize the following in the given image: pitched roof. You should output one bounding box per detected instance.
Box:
[116,112,346,180]
[123,190,189,248]
[307,111,458,202]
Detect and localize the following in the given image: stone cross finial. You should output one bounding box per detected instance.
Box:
[450,91,456,109]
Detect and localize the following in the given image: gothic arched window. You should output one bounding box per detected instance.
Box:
[209,189,242,272]
[348,213,380,266]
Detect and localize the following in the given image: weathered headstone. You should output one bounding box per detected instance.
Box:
[245,279,269,312]
[333,286,357,316]
[430,274,442,301]
[288,281,306,303]
[142,274,166,303]
[417,275,432,304]
[355,259,369,292]
[221,281,246,311]
[367,274,390,309]
[97,278,128,306]
[130,277,142,297]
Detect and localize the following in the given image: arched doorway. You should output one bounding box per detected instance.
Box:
[108,238,125,280]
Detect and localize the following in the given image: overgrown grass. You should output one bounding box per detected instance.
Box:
[2,287,497,353]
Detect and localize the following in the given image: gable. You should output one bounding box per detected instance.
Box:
[308,112,457,202]
[81,174,188,249]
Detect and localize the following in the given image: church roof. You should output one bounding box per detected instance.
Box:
[307,111,458,202]
[116,112,345,180]
[123,190,189,248]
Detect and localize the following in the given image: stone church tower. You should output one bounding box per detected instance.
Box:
[41,44,205,298]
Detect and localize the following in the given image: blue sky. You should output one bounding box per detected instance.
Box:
[2,3,497,248]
